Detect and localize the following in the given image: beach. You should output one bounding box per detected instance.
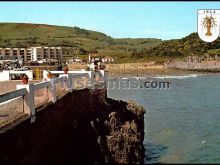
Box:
[68,62,210,77]
[106,65,200,77]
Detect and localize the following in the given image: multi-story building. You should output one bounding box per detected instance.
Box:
[0,47,63,62]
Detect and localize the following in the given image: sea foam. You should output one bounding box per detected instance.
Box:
[152,74,198,79]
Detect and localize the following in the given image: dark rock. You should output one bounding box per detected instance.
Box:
[91,98,146,164]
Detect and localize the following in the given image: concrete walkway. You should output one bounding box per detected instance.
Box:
[0,109,25,128]
[0,77,91,128]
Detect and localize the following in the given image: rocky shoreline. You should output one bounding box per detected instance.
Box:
[166,60,220,73]
[91,98,146,164]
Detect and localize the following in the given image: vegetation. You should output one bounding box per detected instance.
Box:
[208,48,220,55]
[0,23,219,63]
[142,33,220,60]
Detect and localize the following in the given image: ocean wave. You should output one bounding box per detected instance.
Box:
[152,74,198,79]
[133,77,146,80]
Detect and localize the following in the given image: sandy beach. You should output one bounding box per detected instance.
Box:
[68,62,205,77]
[106,65,200,77]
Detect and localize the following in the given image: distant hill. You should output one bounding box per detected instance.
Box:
[0,23,162,62]
[142,33,220,60]
[0,23,111,40]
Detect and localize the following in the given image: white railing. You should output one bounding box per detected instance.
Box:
[0,70,107,123]
[0,88,27,103]
[43,70,94,81]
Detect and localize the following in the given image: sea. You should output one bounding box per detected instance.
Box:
[107,73,220,163]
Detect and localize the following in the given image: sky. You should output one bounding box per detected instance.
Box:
[0,1,219,40]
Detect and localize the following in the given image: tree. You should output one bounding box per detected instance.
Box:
[79,48,87,55]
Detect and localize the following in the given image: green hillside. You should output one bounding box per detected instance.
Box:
[141,33,220,61]
[0,23,110,40]
[0,23,161,63]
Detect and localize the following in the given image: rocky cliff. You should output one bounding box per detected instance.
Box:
[91,99,145,164]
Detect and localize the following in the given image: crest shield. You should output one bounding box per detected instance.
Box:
[198,10,220,42]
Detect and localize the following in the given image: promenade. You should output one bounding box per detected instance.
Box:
[0,70,107,129]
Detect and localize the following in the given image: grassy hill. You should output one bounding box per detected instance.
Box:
[0,23,111,40]
[0,23,161,63]
[141,33,220,62]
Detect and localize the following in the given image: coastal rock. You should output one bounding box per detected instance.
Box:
[90,99,146,164]
[166,60,220,72]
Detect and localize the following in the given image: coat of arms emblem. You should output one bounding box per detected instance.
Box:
[198,9,220,42]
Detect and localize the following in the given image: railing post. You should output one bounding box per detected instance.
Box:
[16,84,36,123]
[82,76,89,89]
[59,74,73,92]
[48,79,57,103]
[43,87,49,101]
[68,74,73,90]
[103,70,108,89]
[104,71,108,98]
[0,70,10,81]
[43,70,49,80]
[90,71,95,86]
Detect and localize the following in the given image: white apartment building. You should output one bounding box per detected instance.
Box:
[0,47,63,62]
